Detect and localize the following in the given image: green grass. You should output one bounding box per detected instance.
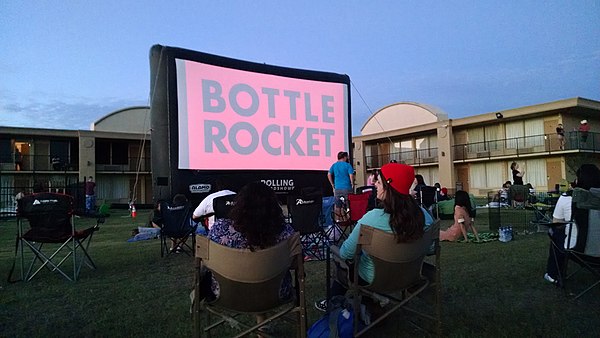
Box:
[1,211,600,337]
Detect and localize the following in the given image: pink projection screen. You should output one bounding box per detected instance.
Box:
[175,59,349,171]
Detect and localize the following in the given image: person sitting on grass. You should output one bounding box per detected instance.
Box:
[440,190,480,242]
[315,163,434,311]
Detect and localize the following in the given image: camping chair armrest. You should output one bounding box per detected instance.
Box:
[538,221,572,229]
[329,245,351,269]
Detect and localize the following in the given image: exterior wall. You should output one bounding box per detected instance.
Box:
[79,135,95,180]
[92,106,151,134]
[352,98,600,197]
[0,121,152,207]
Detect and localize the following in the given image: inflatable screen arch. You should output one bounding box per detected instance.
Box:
[149,45,351,203]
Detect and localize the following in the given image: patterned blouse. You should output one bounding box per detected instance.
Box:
[209,218,296,249]
[207,218,296,300]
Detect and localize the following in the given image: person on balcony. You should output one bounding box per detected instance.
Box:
[579,120,590,144]
[556,123,565,150]
[14,148,23,171]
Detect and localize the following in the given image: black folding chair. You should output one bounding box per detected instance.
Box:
[419,186,438,210]
[15,192,102,282]
[159,201,195,257]
[287,188,326,260]
[213,194,236,220]
[556,188,600,299]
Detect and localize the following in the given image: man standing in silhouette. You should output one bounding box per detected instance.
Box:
[85,176,96,215]
[328,151,354,220]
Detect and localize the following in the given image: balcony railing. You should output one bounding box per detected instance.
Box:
[453,131,600,161]
[0,154,151,173]
[95,156,151,172]
[0,155,79,172]
[363,131,599,169]
[365,147,438,169]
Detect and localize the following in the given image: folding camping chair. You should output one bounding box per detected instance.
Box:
[556,188,600,299]
[408,220,442,335]
[159,201,195,257]
[329,226,432,336]
[193,232,307,337]
[15,192,102,282]
[509,184,529,208]
[356,185,377,211]
[327,192,372,245]
[287,188,326,260]
[213,194,236,220]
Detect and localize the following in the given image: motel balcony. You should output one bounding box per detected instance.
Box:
[95,156,151,173]
[363,131,600,169]
[0,154,79,173]
[365,147,439,169]
[453,131,600,162]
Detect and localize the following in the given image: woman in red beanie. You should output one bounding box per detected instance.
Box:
[315,163,434,311]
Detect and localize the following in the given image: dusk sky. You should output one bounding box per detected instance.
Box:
[1,1,599,136]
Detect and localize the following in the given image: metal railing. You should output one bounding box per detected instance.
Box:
[95,156,151,172]
[0,154,151,173]
[0,177,85,218]
[453,131,600,161]
[0,155,79,172]
[365,147,438,169]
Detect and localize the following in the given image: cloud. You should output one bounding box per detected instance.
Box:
[0,93,147,130]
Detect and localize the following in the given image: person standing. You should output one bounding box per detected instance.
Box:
[85,176,96,214]
[511,162,525,185]
[556,123,565,150]
[328,151,355,219]
[579,120,590,144]
[14,148,23,171]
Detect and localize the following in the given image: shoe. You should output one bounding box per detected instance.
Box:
[315,299,327,312]
[544,273,557,284]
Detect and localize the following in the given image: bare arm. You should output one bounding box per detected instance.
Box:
[328,173,334,188]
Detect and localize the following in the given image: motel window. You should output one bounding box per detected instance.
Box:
[0,139,11,163]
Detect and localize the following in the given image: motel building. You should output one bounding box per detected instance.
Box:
[2,97,600,215]
[0,106,153,214]
[352,97,600,196]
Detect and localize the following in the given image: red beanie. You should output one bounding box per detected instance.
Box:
[380,163,415,195]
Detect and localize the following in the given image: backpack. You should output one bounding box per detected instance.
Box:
[307,296,359,338]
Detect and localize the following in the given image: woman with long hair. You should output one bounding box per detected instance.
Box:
[440,190,480,242]
[208,181,295,295]
[315,163,434,311]
[209,181,294,250]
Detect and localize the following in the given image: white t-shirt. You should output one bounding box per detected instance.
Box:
[553,194,577,249]
[193,190,236,230]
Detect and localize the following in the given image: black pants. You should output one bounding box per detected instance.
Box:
[546,228,567,281]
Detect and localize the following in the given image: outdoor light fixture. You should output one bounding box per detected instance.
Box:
[496,113,503,119]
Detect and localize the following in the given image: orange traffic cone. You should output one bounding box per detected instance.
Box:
[131,205,137,218]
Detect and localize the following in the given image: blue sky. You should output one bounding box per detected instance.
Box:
[1,1,599,136]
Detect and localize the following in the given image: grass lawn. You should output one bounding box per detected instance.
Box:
[1,210,599,337]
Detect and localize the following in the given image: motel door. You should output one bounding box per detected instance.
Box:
[455,165,469,193]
